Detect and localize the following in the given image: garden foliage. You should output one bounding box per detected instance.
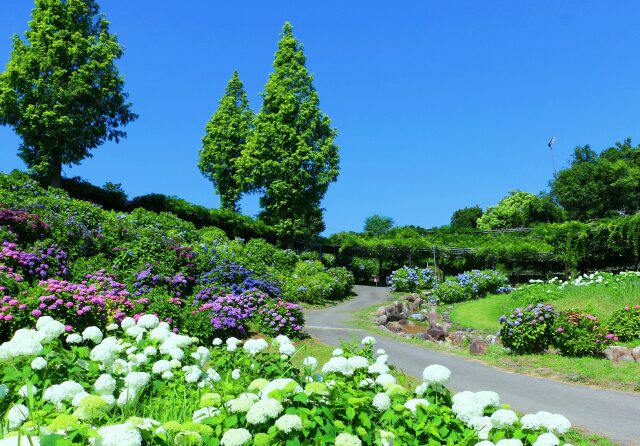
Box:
[433,270,511,304]
[386,266,434,293]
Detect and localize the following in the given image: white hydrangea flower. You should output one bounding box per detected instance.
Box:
[226,393,259,413]
[535,411,571,435]
[279,342,296,356]
[120,317,136,330]
[212,338,223,346]
[303,356,318,369]
[495,440,523,446]
[94,374,117,395]
[372,392,391,412]
[520,414,543,431]
[66,333,83,344]
[170,359,182,369]
[490,409,518,429]
[335,433,362,446]
[17,383,38,398]
[476,442,496,446]
[533,433,560,446]
[332,348,344,356]
[43,381,84,408]
[31,356,47,370]
[422,364,451,385]
[361,336,376,346]
[260,378,302,399]
[230,368,241,380]
[367,362,389,375]
[376,348,386,355]
[243,338,269,356]
[0,434,41,446]
[207,368,221,382]
[184,365,203,383]
[0,330,44,358]
[404,398,430,415]
[359,378,375,388]
[192,406,221,423]
[415,382,427,396]
[226,337,240,346]
[322,356,354,376]
[347,356,369,369]
[137,314,160,329]
[96,422,142,446]
[90,343,115,364]
[275,414,303,433]
[82,326,103,344]
[125,346,137,355]
[7,404,29,430]
[125,326,146,338]
[143,346,157,356]
[71,391,90,407]
[111,359,131,375]
[376,354,389,364]
[169,348,185,361]
[36,317,66,343]
[106,323,119,331]
[245,398,283,424]
[469,416,493,440]
[0,384,8,399]
[149,326,171,342]
[273,334,291,346]
[375,374,396,388]
[220,428,252,446]
[475,391,500,408]
[161,371,174,380]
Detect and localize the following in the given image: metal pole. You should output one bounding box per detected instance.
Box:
[432,246,438,285]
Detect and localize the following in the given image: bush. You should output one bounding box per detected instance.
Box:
[282,261,353,304]
[553,310,613,357]
[499,304,557,354]
[434,269,511,303]
[508,283,563,306]
[349,256,378,283]
[387,266,435,292]
[608,305,640,341]
[256,298,305,337]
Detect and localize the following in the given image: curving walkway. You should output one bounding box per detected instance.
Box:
[305,286,640,446]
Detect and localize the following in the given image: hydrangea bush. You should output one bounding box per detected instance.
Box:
[498,304,557,354]
[0,316,574,445]
[607,305,640,341]
[434,270,511,304]
[553,310,615,357]
[386,266,434,292]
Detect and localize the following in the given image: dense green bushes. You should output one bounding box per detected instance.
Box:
[433,270,511,304]
[607,305,640,341]
[386,266,434,292]
[282,260,354,304]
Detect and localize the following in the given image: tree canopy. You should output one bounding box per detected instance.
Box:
[477,191,565,230]
[199,71,253,212]
[237,22,339,243]
[551,139,640,221]
[0,0,137,187]
[363,214,394,237]
[450,206,483,229]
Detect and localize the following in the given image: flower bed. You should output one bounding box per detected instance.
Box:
[434,270,511,304]
[0,315,574,445]
[386,266,434,292]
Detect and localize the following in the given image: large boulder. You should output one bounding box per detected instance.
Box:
[427,326,446,341]
[632,346,640,362]
[448,331,468,347]
[469,339,487,355]
[603,346,635,362]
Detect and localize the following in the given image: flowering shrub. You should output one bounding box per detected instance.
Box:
[434,270,510,304]
[0,207,50,243]
[256,299,304,337]
[0,241,69,282]
[0,317,574,445]
[499,304,557,354]
[198,260,281,298]
[607,305,640,342]
[282,260,354,304]
[349,256,378,283]
[552,310,614,357]
[386,266,434,292]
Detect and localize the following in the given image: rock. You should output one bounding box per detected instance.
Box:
[632,346,640,362]
[448,331,468,347]
[427,326,446,341]
[398,318,409,326]
[375,307,386,316]
[375,314,388,325]
[386,322,404,333]
[469,339,487,355]
[428,311,438,327]
[485,335,498,345]
[415,333,430,341]
[603,346,634,362]
[441,311,451,323]
[440,322,452,335]
[410,313,426,321]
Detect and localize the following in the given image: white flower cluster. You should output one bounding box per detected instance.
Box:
[220,428,252,446]
[245,398,283,424]
[96,422,142,446]
[422,364,451,385]
[243,338,268,356]
[275,413,303,433]
[451,390,501,423]
[372,392,391,411]
[335,432,363,446]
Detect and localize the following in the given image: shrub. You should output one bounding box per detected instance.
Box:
[387,266,435,292]
[499,304,557,354]
[0,208,50,243]
[282,261,353,304]
[508,283,563,306]
[607,305,640,341]
[349,256,378,283]
[434,269,510,303]
[198,260,281,298]
[256,298,304,337]
[553,310,613,357]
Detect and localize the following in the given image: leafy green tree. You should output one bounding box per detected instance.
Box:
[199,71,253,212]
[363,215,394,237]
[477,191,565,230]
[0,0,137,187]
[450,206,483,229]
[551,139,640,221]
[238,22,339,244]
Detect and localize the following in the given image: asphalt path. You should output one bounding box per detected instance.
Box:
[305,285,640,446]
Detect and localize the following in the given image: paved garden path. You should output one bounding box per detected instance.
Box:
[305,285,640,446]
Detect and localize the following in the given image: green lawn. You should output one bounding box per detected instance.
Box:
[449,280,640,334]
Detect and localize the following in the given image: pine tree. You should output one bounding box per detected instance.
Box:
[0,0,137,187]
[239,22,339,243]
[199,71,253,212]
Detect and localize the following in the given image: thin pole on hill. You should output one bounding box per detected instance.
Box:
[548,137,557,177]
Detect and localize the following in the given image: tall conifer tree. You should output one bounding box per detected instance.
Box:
[239,22,339,243]
[199,71,253,212]
[0,0,137,187]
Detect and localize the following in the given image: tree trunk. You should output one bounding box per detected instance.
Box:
[50,156,62,188]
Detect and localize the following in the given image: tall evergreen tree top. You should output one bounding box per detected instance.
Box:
[199,70,252,212]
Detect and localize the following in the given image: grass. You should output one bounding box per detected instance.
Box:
[449,280,640,334]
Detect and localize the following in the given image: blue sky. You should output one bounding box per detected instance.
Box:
[1,1,639,235]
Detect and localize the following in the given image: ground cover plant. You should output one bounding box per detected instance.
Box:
[0,315,577,445]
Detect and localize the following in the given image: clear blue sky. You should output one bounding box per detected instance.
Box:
[1,1,639,235]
